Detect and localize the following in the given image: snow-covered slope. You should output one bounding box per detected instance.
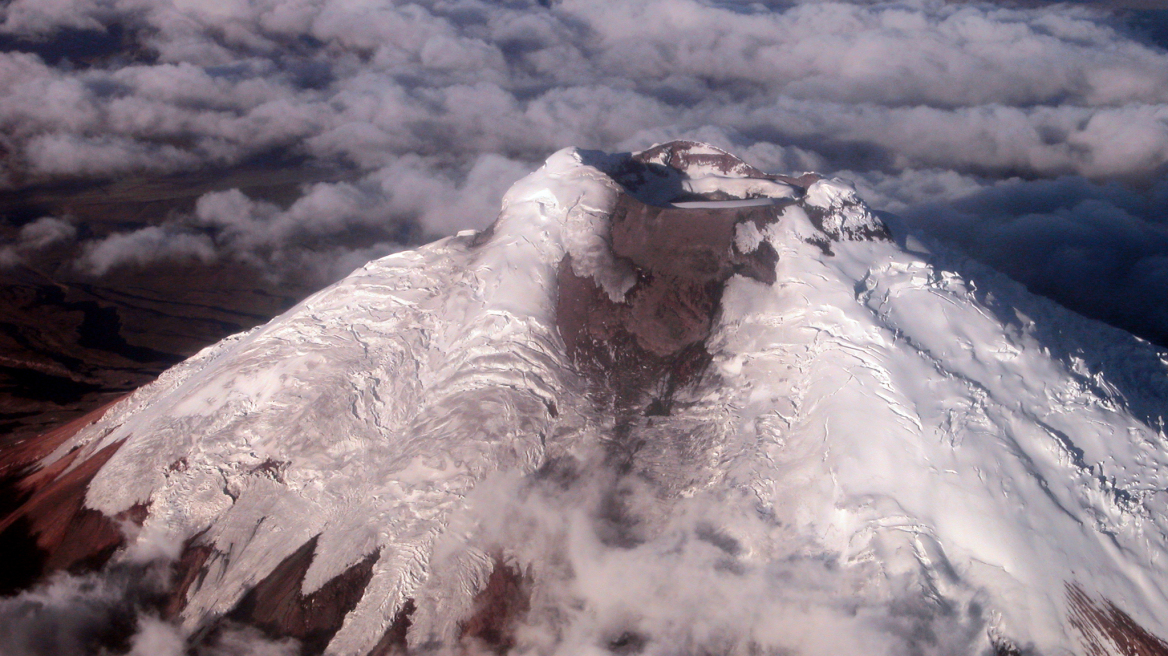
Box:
[4,142,1168,656]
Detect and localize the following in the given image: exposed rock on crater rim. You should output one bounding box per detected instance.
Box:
[553,140,887,417]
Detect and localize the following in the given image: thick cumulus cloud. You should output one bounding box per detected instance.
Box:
[2,0,1168,342]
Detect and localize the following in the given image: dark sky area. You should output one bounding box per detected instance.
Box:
[1,0,1167,437]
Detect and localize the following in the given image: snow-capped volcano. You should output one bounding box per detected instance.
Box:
[3,141,1168,656]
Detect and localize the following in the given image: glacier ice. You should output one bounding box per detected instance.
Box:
[9,141,1168,656]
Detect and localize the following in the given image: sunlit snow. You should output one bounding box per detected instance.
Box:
[39,145,1168,655]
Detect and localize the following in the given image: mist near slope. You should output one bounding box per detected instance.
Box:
[0,532,299,656]
[0,0,1167,343]
[0,472,994,656]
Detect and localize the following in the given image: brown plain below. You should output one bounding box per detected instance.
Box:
[0,160,357,445]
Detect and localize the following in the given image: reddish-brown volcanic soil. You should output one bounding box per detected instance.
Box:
[0,398,137,595]
[458,558,532,655]
[1068,584,1168,656]
[215,536,380,654]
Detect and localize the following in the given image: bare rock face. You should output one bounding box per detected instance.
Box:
[556,142,830,469]
[554,194,780,424]
[207,536,380,654]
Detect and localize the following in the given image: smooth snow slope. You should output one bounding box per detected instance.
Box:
[38,144,1168,655]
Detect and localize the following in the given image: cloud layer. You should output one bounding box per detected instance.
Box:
[856,169,1168,345]
[0,566,300,656]
[1,0,1167,343]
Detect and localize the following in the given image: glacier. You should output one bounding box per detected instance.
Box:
[2,141,1168,656]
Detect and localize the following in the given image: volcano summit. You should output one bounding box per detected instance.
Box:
[2,142,1168,656]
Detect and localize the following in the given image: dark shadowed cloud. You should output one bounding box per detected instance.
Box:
[854,169,1168,345]
[1,0,1167,343]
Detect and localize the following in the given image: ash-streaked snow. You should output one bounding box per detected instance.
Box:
[19,144,1168,655]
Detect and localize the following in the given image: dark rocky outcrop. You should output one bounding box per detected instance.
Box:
[163,531,215,620]
[458,558,532,655]
[366,600,417,656]
[217,536,380,655]
[552,142,891,434]
[1068,583,1168,656]
[556,193,780,409]
[555,148,791,474]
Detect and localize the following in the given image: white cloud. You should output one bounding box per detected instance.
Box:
[0,246,18,267]
[0,562,299,656]
[79,226,216,275]
[127,617,184,656]
[0,215,77,266]
[2,0,1167,182]
[0,0,1166,340]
